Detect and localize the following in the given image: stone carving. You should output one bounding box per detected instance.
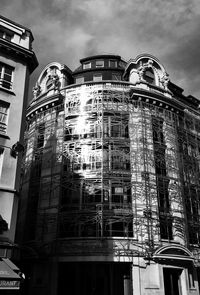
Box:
[137,59,154,81]
[160,72,169,89]
[51,73,60,90]
[32,82,41,98]
[46,67,60,91]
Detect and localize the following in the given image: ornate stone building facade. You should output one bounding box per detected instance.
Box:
[17,54,200,295]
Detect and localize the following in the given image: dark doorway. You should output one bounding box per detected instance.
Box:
[58,262,131,295]
[163,268,182,295]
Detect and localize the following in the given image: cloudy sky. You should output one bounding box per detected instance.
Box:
[1,0,200,100]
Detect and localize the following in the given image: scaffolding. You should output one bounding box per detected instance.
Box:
[20,82,200,260]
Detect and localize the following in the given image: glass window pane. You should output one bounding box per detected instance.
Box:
[0,103,8,133]
[5,33,12,41]
[4,66,13,75]
[93,74,102,82]
[83,62,91,69]
[2,81,11,89]
[4,73,12,82]
[144,68,155,84]
[109,60,117,67]
[96,60,104,67]
[0,64,13,89]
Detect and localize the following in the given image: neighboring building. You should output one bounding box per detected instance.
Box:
[0,15,38,291]
[17,53,200,295]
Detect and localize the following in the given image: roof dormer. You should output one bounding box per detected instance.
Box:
[31,62,72,102]
[124,54,170,92]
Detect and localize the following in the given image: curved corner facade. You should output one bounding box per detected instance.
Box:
[17,54,200,295]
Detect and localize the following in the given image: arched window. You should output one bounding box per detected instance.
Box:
[143,68,155,84]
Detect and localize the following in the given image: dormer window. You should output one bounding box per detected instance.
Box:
[109,60,117,68]
[96,60,104,68]
[143,68,155,84]
[83,62,91,70]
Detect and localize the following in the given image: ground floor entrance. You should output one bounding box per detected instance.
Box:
[163,268,182,295]
[58,262,131,295]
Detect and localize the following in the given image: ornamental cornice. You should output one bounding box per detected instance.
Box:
[0,38,38,73]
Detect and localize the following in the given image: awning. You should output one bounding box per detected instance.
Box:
[0,259,21,290]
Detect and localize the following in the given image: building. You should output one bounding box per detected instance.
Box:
[0,15,38,291]
[17,53,200,295]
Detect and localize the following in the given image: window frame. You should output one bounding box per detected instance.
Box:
[0,101,9,135]
[0,28,13,41]
[143,68,155,84]
[0,63,14,90]
[93,74,102,82]
[109,60,117,68]
[96,60,104,68]
[83,62,91,70]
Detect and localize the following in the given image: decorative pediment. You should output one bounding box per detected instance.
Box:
[31,62,71,101]
[153,244,194,261]
[124,54,170,91]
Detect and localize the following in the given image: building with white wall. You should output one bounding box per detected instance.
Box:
[0,14,38,291]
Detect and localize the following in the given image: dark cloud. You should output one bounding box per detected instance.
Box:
[1,0,200,99]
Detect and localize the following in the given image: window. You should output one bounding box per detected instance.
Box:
[112,186,124,203]
[0,63,13,90]
[75,76,84,84]
[0,102,9,134]
[83,62,91,69]
[93,74,102,82]
[112,73,121,81]
[109,60,117,68]
[0,29,13,41]
[143,68,155,84]
[96,60,104,68]
[37,123,45,148]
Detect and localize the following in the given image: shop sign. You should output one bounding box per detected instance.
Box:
[0,280,20,289]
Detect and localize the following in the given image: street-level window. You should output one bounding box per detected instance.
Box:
[96,60,104,68]
[93,74,102,82]
[0,102,9,134]
[83,62,91,69]
[0,29,13,41]
[0,63,13,90]
[75,76,84,84]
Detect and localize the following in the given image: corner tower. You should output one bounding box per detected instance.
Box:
[18,54,200,295]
